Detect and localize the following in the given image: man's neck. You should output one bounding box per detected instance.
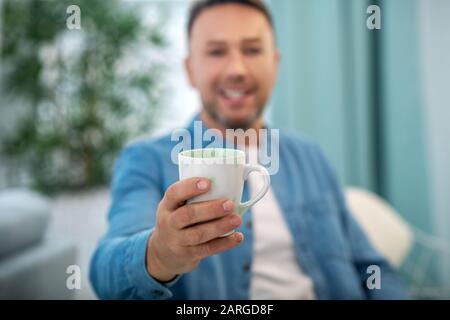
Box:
[199,110,264,147]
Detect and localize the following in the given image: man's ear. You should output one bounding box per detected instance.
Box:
[184,56,197,89]
[274,49,281,66]
[273,49,281,82]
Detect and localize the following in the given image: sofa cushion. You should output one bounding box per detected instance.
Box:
[0,189,51,258]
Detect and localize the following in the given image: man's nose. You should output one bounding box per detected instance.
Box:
[224,51,248,79]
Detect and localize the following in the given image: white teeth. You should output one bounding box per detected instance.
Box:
[223,90,245,99]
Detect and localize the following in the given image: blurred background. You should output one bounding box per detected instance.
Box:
[0,0,449,299]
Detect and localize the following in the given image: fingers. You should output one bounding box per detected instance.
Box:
[190,232,244,259]
[163,177,211,210]
[179,214,242,246]
[170,199,235,230]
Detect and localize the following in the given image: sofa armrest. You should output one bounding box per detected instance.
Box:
[0,237,77,299]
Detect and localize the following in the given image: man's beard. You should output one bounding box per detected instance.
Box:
[202,101,264,130]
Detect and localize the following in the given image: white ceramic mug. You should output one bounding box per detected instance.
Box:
[178,148,270,236]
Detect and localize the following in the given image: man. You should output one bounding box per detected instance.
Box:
[90,0,407,299]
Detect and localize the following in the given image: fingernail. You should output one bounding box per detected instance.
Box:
[196,179,208,191]
[222,200,234,212]
[234,232,243,242]
[229,215,241,227]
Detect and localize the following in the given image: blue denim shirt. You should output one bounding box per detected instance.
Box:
[90,115,407,300]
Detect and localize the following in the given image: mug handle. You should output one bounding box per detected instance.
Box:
[238,164,270,216]
[220,164,270,237]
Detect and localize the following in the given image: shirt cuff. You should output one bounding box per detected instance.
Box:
[125,228,180,299]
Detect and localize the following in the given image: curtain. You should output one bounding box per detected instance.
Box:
[267,0,448,295]
[267,0,431,232]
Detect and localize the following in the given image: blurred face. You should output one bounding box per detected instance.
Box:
[185,4,280,129]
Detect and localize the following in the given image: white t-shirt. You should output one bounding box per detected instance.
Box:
[246,146,316,300]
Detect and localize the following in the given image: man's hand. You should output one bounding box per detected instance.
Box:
[146,177,243,282]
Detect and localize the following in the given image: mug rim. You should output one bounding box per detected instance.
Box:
[178,148,245,160]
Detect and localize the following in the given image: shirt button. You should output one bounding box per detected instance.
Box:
[243,263,250,272]
[246,220,252,229]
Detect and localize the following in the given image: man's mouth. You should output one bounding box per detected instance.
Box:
[219,88,255,104]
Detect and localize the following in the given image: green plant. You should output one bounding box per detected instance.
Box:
[1,0,167,193]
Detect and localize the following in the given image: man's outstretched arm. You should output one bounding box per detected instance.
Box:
[90,143,243,299]
[89,143,177,300]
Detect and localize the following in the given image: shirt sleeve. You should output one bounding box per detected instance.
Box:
[89,143,180,300]
[313,143,409,300]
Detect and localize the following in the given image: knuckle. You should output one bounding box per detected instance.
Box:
[155,218,165,233]
[167,214,176,230]
[164,184,177,202]
[155,212,168,232]
[156,202,167,219]
[179,205,194,228]
[189,228,204,244]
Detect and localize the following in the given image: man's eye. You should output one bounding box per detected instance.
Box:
[208,50,226,57]
[244,47,262,56]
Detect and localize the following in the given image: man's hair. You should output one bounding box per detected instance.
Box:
[187,0,275,40]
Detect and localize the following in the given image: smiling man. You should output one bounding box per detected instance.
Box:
[90,0,407,300]
[185,0,279,131]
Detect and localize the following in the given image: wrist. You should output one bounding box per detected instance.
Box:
[146,232,177,283]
